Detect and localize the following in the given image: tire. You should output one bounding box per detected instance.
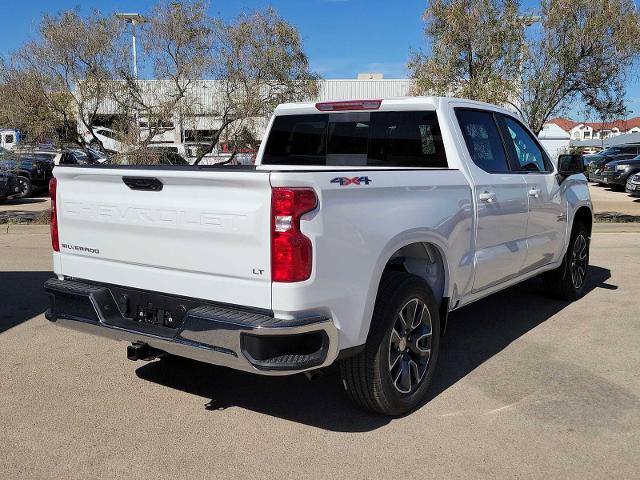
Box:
[340,272,440,416]
[15,176,33,199]
[0,197,6,204]
[543,222,590,301]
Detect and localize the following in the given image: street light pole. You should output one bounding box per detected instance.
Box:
[115,13,147,80]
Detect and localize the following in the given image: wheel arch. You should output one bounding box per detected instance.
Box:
[573,205,593,236]
[360,233,453,342]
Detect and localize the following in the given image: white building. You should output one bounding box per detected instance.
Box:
[538,122,571,162]
[87,78,412,145]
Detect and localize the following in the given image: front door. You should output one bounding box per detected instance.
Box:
[500,116,566,270]
[455,109,529,292]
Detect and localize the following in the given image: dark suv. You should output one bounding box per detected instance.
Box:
[0,156,54,198]
[587,145,640,183]
[601,156,640,190]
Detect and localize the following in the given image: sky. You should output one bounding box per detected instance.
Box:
[1,0,639,117]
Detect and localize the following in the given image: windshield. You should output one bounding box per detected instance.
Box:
[31,153,56,162]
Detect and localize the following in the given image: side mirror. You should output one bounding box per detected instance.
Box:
[557,154,585,176]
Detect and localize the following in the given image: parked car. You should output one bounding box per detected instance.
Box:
[0,169,19,203]
[586,145,640,183]
[14,145,107,166]
[13,144,62,164]
[626,173,640,197]
[45,97,592,416]
[84,127,128,153]
[600,157,640,190]
[0,156,54,198]
[59,148,107,166]
[147,143,189,160]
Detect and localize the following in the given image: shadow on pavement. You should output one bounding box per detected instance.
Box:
[0,271,53,333]
[136,265,613,432]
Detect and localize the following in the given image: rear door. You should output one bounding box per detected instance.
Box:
[54,167,273,309]
[499,115,566,270]
[455,109,529,291]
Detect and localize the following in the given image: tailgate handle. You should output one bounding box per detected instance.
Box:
[122,177,163,192]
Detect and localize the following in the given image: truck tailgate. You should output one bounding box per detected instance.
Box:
[53,167,272,309]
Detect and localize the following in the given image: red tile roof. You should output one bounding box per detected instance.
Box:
[546,117,579,131]
[546,117,640,133]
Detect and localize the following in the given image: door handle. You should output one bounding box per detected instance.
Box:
[528,188,541,198]
[479,191,496,203]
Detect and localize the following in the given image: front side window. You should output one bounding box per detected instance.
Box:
[455,109,509,173]
[262,111,447,167]
[503,117,548,172]
[4,134,14,144]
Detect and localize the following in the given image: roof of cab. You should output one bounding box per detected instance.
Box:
[273,96,515,117]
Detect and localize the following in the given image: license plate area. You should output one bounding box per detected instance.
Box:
[102,284,196,336]
[135,302,178,328]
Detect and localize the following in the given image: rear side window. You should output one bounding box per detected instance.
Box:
[455,109,509,173]
[262,111,447,167]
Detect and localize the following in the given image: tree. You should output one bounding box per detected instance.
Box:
[114,0,214,149]
[519,0,640,133]
[0,3,318,162]
[0,9,124,148]
[193,8,320,163]
[409,0,524,105]
[410,0,640,134]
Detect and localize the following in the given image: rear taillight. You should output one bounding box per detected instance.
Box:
[271,187,317,282]
[49,177,59,252]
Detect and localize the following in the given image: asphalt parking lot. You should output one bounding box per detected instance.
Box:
[1,228,639,479]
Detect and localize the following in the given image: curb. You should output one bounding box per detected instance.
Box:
[592,223,640,233]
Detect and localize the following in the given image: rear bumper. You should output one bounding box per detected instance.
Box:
[45,278,339,375]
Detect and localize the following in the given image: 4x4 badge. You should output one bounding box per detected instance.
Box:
[331,176,372,186]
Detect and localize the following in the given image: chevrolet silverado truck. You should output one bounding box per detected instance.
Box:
[45,97,592,415]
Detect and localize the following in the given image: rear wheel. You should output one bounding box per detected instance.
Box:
[15,176,33,199]
[544,222,590,301]
[340,272,440,416]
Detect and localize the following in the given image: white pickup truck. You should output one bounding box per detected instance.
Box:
[45,97,592,415]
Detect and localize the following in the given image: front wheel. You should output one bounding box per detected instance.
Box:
[544,222,590,301]
[340,272,440,416]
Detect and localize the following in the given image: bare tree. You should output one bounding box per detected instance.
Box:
[519,0,640,133]
[409,0,524,105]
[410,0,640,134]
[113,0,214,151]
[193,8,320,164]
[0,3,318,165]
[0,9,124,149]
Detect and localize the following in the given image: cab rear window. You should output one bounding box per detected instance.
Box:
[262,111,447,167]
